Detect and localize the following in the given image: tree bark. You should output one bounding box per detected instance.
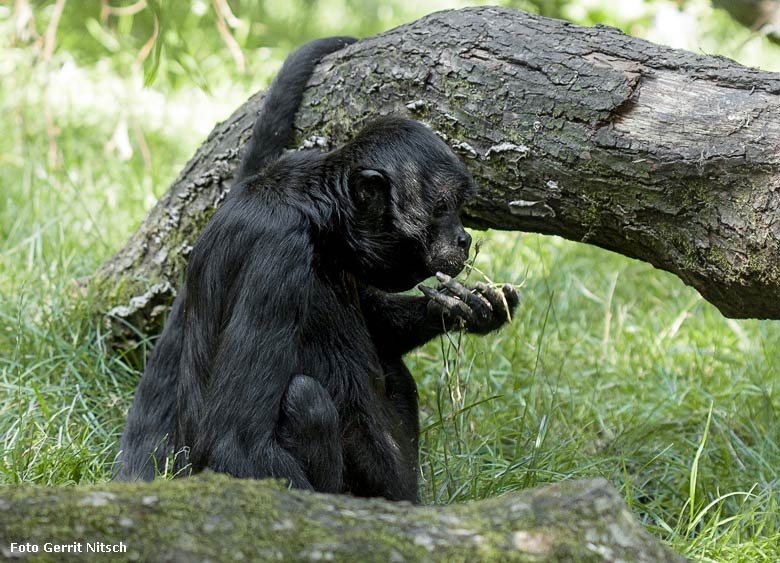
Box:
[94,6,780,335]
[0,473,683,562]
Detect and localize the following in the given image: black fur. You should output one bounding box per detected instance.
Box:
[114,37,518,501]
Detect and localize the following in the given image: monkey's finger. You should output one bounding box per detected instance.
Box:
[502,284,520,311]
[435,273,492,320]
[474,283,506,318]
[418,284,440,301]
[418,284,474,321]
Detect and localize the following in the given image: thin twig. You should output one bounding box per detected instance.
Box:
[42,0,66,62]
[214,0,241,28]
[133,121,152,171]
[212,0,245,74]
[135,8,159,65]
[102,0,147,21]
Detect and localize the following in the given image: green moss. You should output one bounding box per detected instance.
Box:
[1,475,681,562]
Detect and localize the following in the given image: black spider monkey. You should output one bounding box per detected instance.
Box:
[115,37,518,501]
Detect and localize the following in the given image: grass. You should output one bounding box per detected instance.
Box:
[2,13,780,563]
[414,234,780,560]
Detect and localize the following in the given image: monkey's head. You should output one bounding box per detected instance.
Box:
[335,118,476,292]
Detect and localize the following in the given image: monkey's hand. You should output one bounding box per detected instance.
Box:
[418,273,519,335]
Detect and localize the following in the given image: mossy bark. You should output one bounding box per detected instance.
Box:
[0,474,683,562]
[94,5,780,340]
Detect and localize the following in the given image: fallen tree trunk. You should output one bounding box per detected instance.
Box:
[94,6,780,336]
[0,474,683,562]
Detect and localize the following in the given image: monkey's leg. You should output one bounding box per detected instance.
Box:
[342,404,419,502]
[383,361,420,501]
[114,290,186,481]
[276,375,344,493]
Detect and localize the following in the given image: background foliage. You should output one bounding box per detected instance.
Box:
[2,1,780,561]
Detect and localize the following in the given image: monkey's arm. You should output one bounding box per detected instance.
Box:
[185,229,322,488]
[361,276,519,358]
[360,288,441,357]
[113,289,185,481]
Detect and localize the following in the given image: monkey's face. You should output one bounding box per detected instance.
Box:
[423,205,472,278]
[339,117,477,292]
[347,168,474,292]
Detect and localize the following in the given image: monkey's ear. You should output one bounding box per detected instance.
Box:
[350,169,390,210]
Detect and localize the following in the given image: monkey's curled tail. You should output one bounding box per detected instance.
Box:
[236,36,357,181]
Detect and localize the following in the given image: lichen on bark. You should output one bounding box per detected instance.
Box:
[0,474,683,562]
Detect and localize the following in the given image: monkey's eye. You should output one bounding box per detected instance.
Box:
[432,203,450,219]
